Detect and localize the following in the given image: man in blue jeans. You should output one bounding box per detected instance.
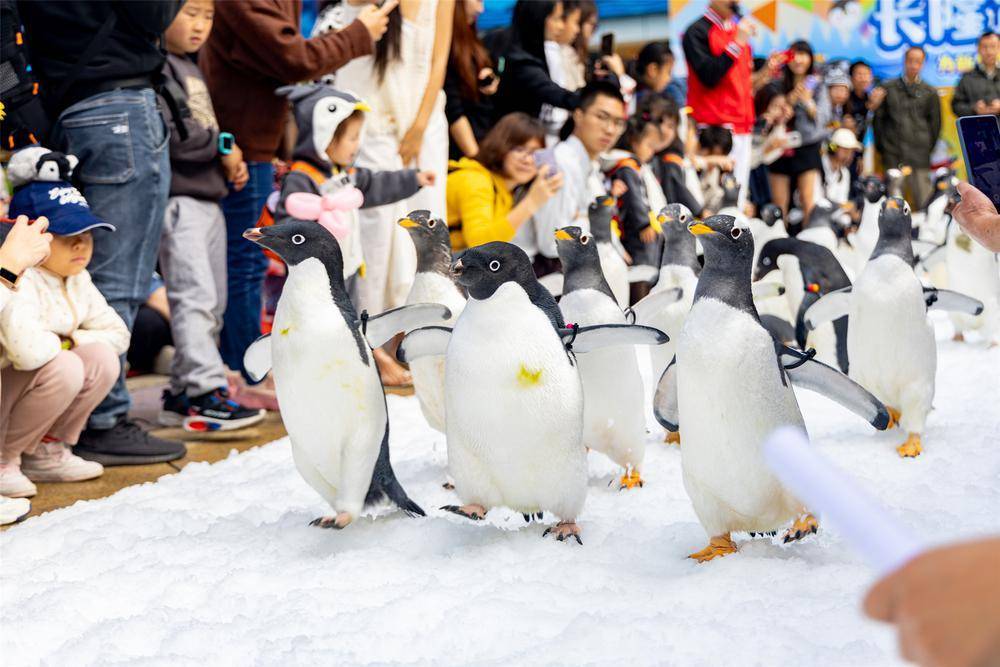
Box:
[20,1,186,464]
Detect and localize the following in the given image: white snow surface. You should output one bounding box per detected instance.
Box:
[3,314,998,667]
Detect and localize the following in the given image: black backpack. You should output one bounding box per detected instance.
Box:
[0,0,49,150]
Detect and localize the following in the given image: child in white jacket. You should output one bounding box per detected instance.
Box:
[0,175,129,498]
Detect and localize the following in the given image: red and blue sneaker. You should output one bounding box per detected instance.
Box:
[160,388,266,432]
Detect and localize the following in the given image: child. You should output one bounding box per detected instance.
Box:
[0,170,128,497]
[641,96,704,218]
[271,83,433,383]
[693,125,735,216]
[158,0,264,432]
[820,127,863,221]
[631,41,675,113]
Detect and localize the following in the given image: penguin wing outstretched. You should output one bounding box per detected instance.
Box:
[804,287,853,330]
[537,272,564,298]
[629,287,683,325]
[652,357,679,431]
[776,345,891,430]
[244,334,272,383]
[923,287,984,315]
[752,282,787,300]
[627,264,659,285]
[559,323,668,353]
[396,326,453,362]
[360,304,453,349]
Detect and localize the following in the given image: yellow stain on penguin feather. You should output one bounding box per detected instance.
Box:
[517,364,543,387]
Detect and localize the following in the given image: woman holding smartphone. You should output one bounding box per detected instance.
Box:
[444,0,499,159]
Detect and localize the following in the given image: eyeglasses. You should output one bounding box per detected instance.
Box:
[587,110,627,130]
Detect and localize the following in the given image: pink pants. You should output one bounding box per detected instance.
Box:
[0,343,119,464]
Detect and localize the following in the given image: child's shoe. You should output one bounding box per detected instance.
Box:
[160,388,266,432]
[0,463,37,498]
[21,442,104,482]
[0,496,31,525]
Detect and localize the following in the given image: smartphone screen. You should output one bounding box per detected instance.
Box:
[957,114,1000,209]
[533,148,560,176]
[600,33,615,57]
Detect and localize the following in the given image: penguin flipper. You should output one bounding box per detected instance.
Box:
[361,303,452,349]
[629,287,683,324]
[627,264,659,284]
[777,345,891,430]
[762,314,797,345]
[243,334,272,383]
[653,357,680,431]
[365,424,425,517]
[804,287,852,330]
[751,282,786,299]
[396,326,453,362]
[537,272,564,297]
[923,287,984,316]
[559,323,668,353]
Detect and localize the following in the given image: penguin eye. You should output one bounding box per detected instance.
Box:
[292,234,306,245]
[730,227,743,240]
[762,257,772,266]
[327,103,337,113]
[428,219,437,228]
[488,259,501,272]
[580,234,591,245]
[679,214,687,222]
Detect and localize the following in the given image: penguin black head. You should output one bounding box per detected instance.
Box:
[760,203,783,227]
[587,195,618,244]
[554,226,614,300]
[871,196,915,263]
[451,242,537,300]
[398,209,452,275]
[861,176,886,204]
[753,236,799,281]
[243,220,344,272]
[805,198,837,231]
[689,215,756,315]
[658,203,699,271]
[720,172,741,208]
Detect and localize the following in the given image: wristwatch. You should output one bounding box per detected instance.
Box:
[0,266,20,290]
[218,131,235,155]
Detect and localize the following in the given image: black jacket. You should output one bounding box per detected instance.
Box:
[18,0,180,115]
[652,148,703,218]
[492,45,579,121]
[951,65,1000,118]
[443,64,495,160]
[873,77,941,169]
[608,155,658,265]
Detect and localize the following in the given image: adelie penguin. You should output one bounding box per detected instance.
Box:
[654,215,892,562]
[805,198,984,457]
[398,242,668,543]
[241,220,452,528]
[554,226,679,488]
[399,210,466,433]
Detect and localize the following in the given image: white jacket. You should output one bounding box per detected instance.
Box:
[0,268,129,371]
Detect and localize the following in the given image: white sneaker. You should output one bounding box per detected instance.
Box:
[0,464,37,497]
[21,442,104,482]
[0,496,31,525]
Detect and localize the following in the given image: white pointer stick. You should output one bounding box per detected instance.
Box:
[762,426,925,577]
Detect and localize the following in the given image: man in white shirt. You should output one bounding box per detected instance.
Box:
[522,80,626,274]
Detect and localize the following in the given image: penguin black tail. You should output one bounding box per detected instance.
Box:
[365,429,426,517]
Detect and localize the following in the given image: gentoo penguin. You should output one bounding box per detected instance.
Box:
[398,242,667,542]
[589,195,631,307]
[555,226,650,488]
[716,172,742,217]
[399,210,466,432]
[885,166,908,199]
[946,217,1000,345]
[748,203,789,268]
[241,220,450,527]
[805,198,983,457]
[657,215,890,561]
[919,168,957,245]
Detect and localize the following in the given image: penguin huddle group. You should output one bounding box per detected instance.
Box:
[240,184,986,561]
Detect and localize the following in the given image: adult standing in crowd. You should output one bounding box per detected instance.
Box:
[18,1,186,464]
[565,0,597,91]
[444,0,498,159]
[873,46,941,210]
[446,113,562,250]
[201,0,394,382]
[951,31,1000,118]
[847,60,885,143]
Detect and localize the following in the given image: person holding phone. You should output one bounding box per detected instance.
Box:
[443,0,498,159]
[951,31,1000,119]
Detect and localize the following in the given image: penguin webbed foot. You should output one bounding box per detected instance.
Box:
[543,521,583,545]
[886,406,901,429]
[441,504,487,521]
[782,513,819,544]
[617,468,644,490]
[664,431,681,446]
[309,512,353,530]
[897,433,923,458]
[689,534,737,562]
[522,512,544,523]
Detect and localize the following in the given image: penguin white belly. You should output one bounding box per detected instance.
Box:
[946,230,1000,342]
[405,272,466,432]
[677,299,804,536]
[777,255,805,319]
[852,201,881,272]
[647,266,697,384]
[598,242,629,307]
[445,284,587,519]
[559,289,646,470]
[272,259,385,516]
[848,256,937,433]
[805,318,839,367]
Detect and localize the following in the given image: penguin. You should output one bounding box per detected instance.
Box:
[399,210,467,432]
[398,242,668,542]
[716,171,742,216]
[945,216,1000,345]
[919,168,957,245]
[276,84,371,167]
[588,195,631,307]
[241,220,450,528]
[656,215,890,561]
[555,226,651,488]
[804,198,984,457]
[885,166,908,199]
[748,203,789,268]
[849,175,886,275]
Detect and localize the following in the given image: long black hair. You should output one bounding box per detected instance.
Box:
[374,3,403,83]
[781,40,815,94]
[511,0,560,62]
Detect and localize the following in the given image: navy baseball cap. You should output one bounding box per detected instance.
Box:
[9,181,116,235]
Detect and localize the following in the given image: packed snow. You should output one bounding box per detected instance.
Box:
[2,314,998,667]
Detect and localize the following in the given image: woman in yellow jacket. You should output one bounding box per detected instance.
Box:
[447,112,564,250]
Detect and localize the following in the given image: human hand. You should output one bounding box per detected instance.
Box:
[974,100,990,115]
[478,67,500,96]
[990,99,1000,115]
[864,538,1000,667]
[952,181,1000,251]
[611,179,628,198]
[639,225,658,244]
[358,0,398,42]
[714,156,736,172]
[0,215,53,275]
[527,165,564,206]
[868,86,886,110]
[766,52,784,73]
[399,122,425,166]
[416,170,436,187]
[601,54,626,78]
[222,145,249,191]
[736,18,756,45]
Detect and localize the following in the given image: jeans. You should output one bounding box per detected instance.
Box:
[219,161,274,379]
[52,89,170,429]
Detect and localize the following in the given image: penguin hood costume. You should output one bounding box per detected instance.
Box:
[656,214,890,561]
[241,220,452,528]
[277,83,371,166]
[398,242,667,542]
[805,198,984,457]
[399,210,467,433]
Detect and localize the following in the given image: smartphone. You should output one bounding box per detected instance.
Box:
[957,114,1000,209]
[533,148,560,176]
[785,131,803,148]
[600,33,615,57]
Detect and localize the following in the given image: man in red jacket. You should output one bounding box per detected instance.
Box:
[682,0,756,207]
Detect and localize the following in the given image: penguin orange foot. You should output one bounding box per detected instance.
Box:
[543,521,583,545]
[309,512,353,529]
[897,433,923,458]
[689,534,737,562]
[782,513,819,543]
[441,504,487,521]
[664,431,681,446]
[952,331,965,342]
[886,407,902,429]
[618,468,644,490]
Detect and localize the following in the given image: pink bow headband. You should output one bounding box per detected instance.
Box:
[285,187,364,241]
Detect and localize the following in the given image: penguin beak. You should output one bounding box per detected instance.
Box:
[688,222,715,236]
[901,166,913,176]
[554,229,574,241]
[451,258,464,276]
[884,199,900,211]
[354,101,372,112]
[243,228,264,242]
[602,197,614,207]
[397,218,419,229]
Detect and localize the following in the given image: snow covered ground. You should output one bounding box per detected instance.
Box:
[3,314,998,667]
